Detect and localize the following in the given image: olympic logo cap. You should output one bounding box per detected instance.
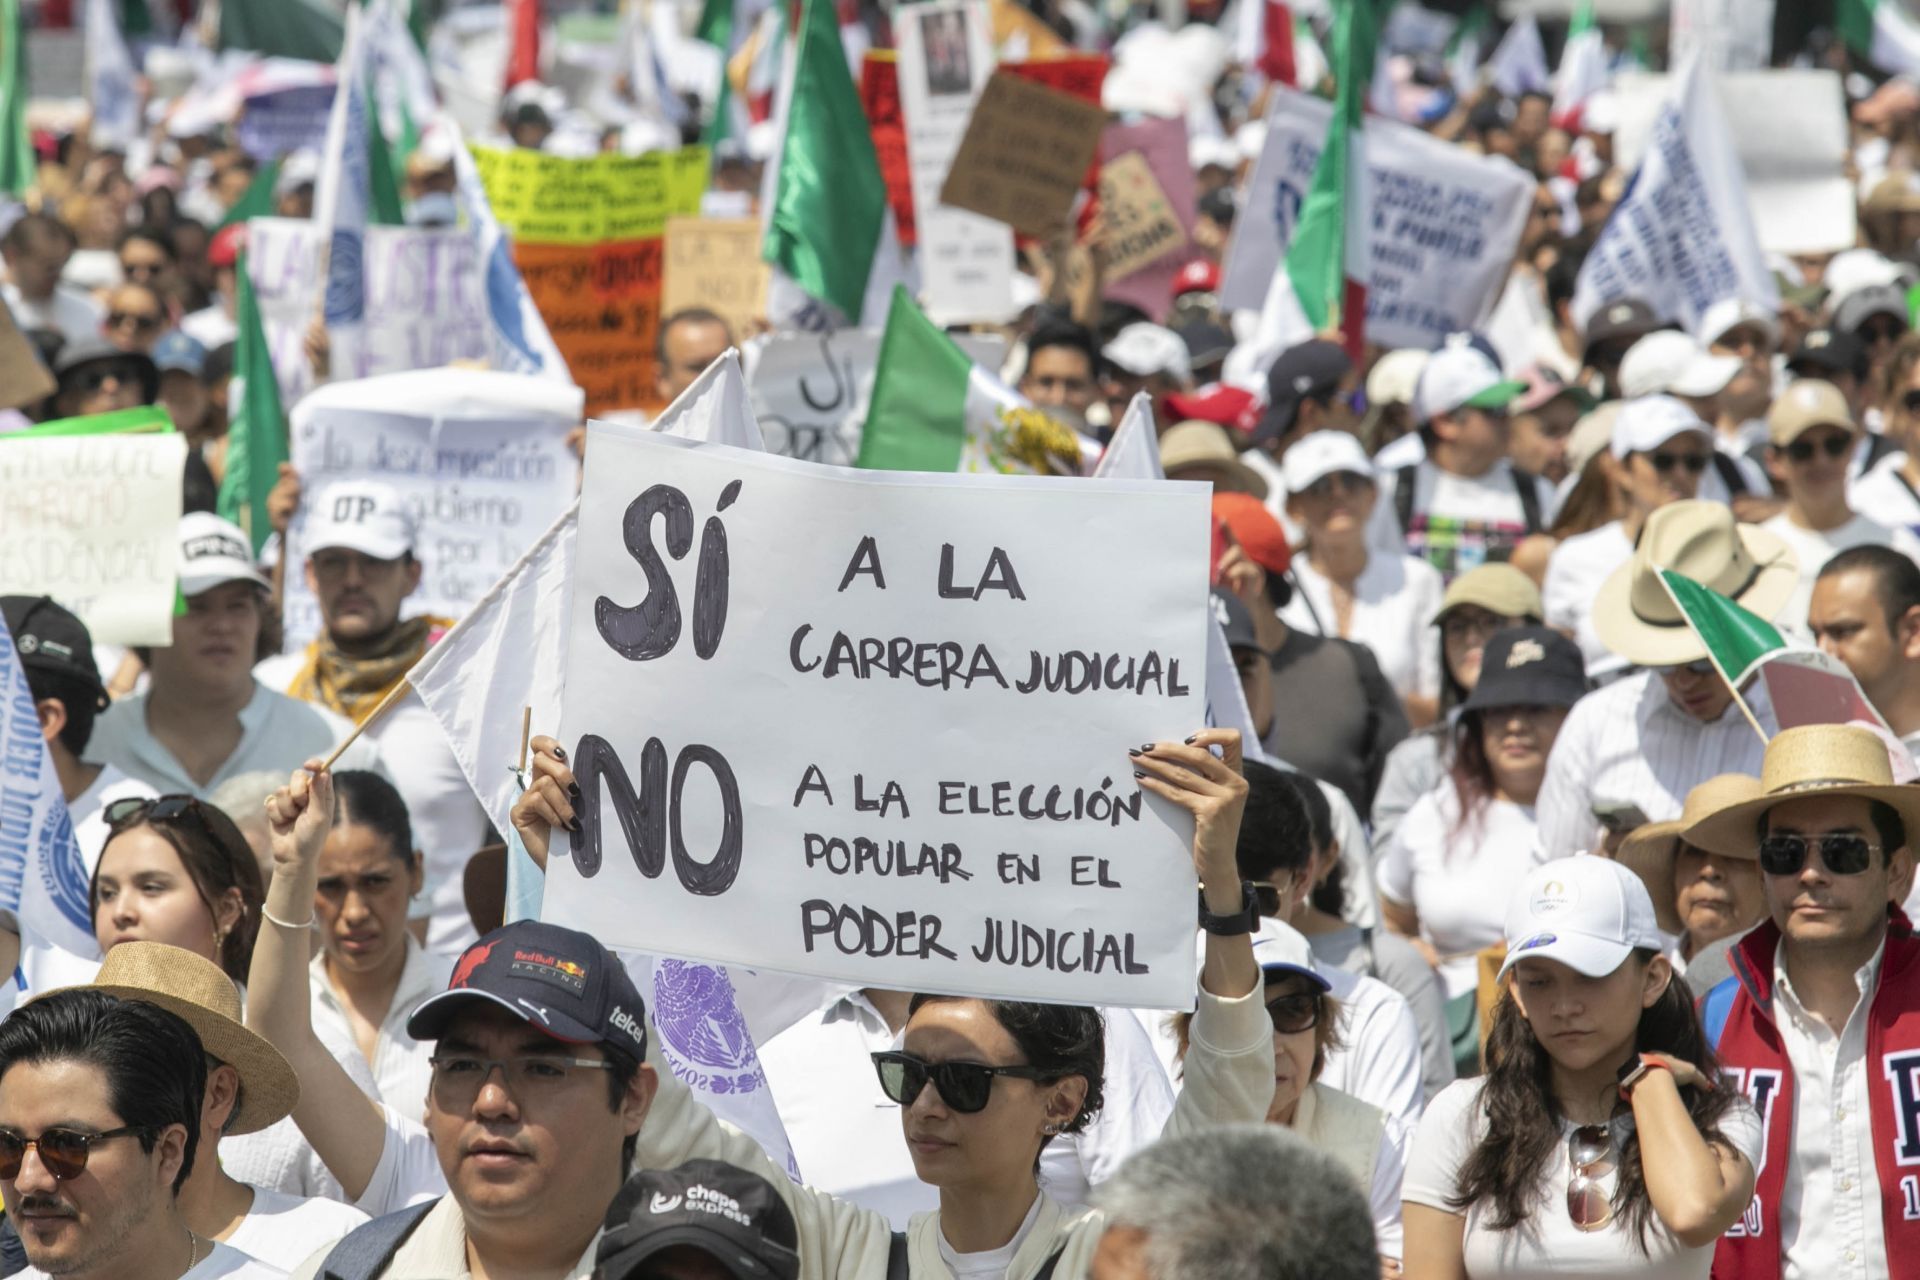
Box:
[1497,856,1667,982]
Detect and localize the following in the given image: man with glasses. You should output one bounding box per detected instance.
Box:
[102,283,168,355]
[1,213,102,344]
[117,227,179,304]
[1760,380,1920,639]
[48,335,158,420]
[1687,723,1920,1280]
[1535,501,1796,863]
[0,987,284,1279]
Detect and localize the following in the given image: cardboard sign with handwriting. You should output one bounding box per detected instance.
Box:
[1098,151,1187,282]
[940,72,1106,238]
[663,218,770,341]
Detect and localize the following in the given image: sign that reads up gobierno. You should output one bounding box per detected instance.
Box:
[544,430,1212,1009]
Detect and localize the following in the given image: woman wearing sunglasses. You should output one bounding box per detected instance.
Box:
[506,728,1272,1280]
[91,794,263,984]
[1402,856,1760,1280]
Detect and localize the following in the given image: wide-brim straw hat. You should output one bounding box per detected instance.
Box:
[1686,724,1920,861]
[1618,773,1764,935]
[1158,420,1270,500]
[1594,500,1798,667]
[51,942,299,1134]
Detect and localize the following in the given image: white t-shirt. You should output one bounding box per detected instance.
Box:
[71,762,158,875]
[1850,455,1920,538]
[1404,1078,1763,1279]
[1542,521,1634,680]
[1759,510,1920,641]
[937,1194,1042,1279]
[222,1188,369,1273]
[1370,460,1556,583]
[20,1240,286,1280]
[1378,789,1539,999]
[1279,552,1445,702]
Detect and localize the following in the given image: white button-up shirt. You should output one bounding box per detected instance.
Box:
[309,938,453,1125]
[1534,669,1774,865]
[1541,520,1633,680]
[1775,937,1888,1280]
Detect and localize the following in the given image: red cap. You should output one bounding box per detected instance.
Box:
[208,223,247,269]
[1174,259,1221,296]
[1211,493,1290,576]
[1165,384,1260,434]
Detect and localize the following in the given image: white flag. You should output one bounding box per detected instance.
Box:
[84,0,139,151]
[0,626,97,961]
[1486,14,1550,97]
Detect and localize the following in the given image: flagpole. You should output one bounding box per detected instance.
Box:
[1721,674,1770,747]
[320,677,414,770]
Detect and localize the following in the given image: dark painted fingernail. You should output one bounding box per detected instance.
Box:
[567,817,581,833]
[1183,734,1198,744]
[1139,742,1156,753]
[568,782,581,800]
[1132,769,1145,779]
[1127,747,1143,757]
[553,746,567,761]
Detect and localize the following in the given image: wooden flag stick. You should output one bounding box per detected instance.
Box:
[320,678,414,771]
[517,706,533,775]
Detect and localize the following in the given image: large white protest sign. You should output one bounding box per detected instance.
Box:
[896,0,1015,324]
[1221,84,1531,349]
[545,429,1212,1008]
[283,369,582,651]
[249,217,494,410]
[747,329,1007,467]
[1573,60,1780,337]
[0,433,187,646]
[1611,68,1851,257]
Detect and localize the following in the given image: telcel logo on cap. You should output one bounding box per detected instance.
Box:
[1530,879,1579,917]
[610,1005,646,1043]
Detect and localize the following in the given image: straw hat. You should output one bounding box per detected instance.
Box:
[1593,500,1798,667]
[1685,725,1920,861]
[1158,421,1270,499]
[1618,773,1764,935]
[66,943,299,1134]
[1430,563,1543,628]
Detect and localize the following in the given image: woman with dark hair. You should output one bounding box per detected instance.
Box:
[1402,857,1760,1279]
[1379,628,1586,1074]
[90,794,264,983]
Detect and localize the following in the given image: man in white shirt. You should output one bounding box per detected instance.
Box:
[1808,547,1920,762]
[1,214,102,344]
[1762,379,1920,639]
[1,596,155,870]
[254,480,489,954]
[1535,500,1797,863]
[1370,336,1552,584]
[87,514,383,798]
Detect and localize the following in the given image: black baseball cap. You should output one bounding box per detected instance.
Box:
[1,596,108,710]
[1581,299,1664,361]
[407,920,649,1061]
[1254,340,1350,445]
[594,1160,800,1280]
[1210,587,1261,654]
[1787,327,1868,381]
[1460,626,1588,714]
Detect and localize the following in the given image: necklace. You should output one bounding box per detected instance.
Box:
[183,1229,203,1276]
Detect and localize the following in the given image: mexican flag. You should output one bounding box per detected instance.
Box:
[0,0,33,198]
[217,249,289,556]
[1280,0,1381,359]
[1658,569,1898,744]
[1551,0,1607,131]
[857,287,1088,476]
[1839,0,1920,76]
[216,0,346,62]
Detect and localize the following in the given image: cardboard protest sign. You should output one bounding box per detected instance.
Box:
[940,71,1107,238]
[663,218,770,344]
[1222,84,1532,349]
[1097,152,1186,281]
[0,427,187,645]
[1096,117,1196,320]
[546,427,1212,1007]
[0,299,54,411]
[748,328,1007,467]
[281,370,583,651]
[472,145,710,414]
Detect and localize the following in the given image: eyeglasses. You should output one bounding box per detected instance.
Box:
[1757,832,1880,877]
[1265,992,1322,1035]
[1302,472,1373,501]
[1643,450,1708,474]
[1442,612,1510,642]
[1655,659,1715,678]
[427,1054,615,1104]
[107,310,160,332]
[1566,1124,1617,1232]
[0,1126,145,1181]
[1250,876,1292,916]
[72,363,145,393]
[1783,434,1852,463]
[870,1050,1050,1113]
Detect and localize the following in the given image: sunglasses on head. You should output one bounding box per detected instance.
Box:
[870,1050,1050,1114]
[0,1126,144,1181]
[1758,831,1880,876]
[1783,433,1851,463]
[1643,450,1707,474]
[1566,1124,1617,1232]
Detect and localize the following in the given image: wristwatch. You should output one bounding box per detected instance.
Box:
[1617,1054,1667,1100]
[1198,882,1259,936]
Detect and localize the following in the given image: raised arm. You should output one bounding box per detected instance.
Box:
[247,759,389,1200]
[1629,1054,1756,1247]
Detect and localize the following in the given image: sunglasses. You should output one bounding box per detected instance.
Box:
[1265,991,1322,1035]
[72,363,145,393]
[1643,450,1708,474]
[107,310,160,331]
[1566,1124,1617,1232]
[1655,658,1715,677]
[105,794,215,832]
[1783,434,1851,463]
[1250,876,1291,916]
[870,1051,1050,1114]
[1757,832,1880,876]
[0,1126,144,1181]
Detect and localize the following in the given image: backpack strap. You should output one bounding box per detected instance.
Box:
[1709,451,1747,499]
[319,1199,440,1280]
[1393,463,1417,538]
[887,1231,910,1280]
[1509,467,1543,535]
[1701,975,1740,1052]
[1862,430,1897,473]
[1033,1246,1069,1279]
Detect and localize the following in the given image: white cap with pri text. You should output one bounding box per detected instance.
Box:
[1497,856,1668,981]
[178,512,270,597]
[306,480,417,561]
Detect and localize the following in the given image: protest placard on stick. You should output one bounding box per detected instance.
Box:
[1097,151,1188,283]
[545,429,1211,1008]
[940,71,1108,238]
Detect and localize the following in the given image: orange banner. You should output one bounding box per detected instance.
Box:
[514,239,666,416]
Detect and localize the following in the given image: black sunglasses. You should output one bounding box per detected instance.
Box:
[1783,434,1851,463]
[1645,450,1708,474]
[72,363,145,393]
[1758,832,1880,877]
[1902,389,1920,416]
[0,1126,144,1181]
[870,1050,1050,1113]
[105,794,217,832]
[1265,992,1322,1035]
[107,310,160,331]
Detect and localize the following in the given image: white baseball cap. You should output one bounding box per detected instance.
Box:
[1104,323,1192,383]
[1699,298,1779,352]
[178,512,270,597]
[1365,348,1428,408]
[1498,856,1668,981]
[305,481,417,561]
[1411,336,1527,424]
[1282,429,1373,495]
[1617,331,1741,400]
[1249,918,1331,991]
[1609,395,1711,460]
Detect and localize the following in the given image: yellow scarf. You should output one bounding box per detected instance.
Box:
[286,615,455,724]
